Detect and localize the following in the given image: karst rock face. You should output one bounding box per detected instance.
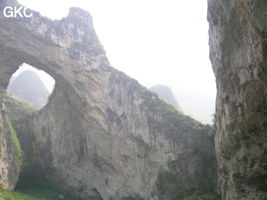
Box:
[0,0,216,199]
[208,0,267,199]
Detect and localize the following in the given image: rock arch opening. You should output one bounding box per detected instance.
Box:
[0,1,219,199]
[6,63,55,110]
[3,63,56,190]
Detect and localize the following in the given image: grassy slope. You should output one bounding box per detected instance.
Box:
[4,93,37,123]
[2,94,80,200]
[0,189,48,200]
[0,187,80,200]
[3,93,37,174]
[1,95,47,199]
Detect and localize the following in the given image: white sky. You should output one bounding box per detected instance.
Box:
[11,64,55,93]
[16,0,216,123]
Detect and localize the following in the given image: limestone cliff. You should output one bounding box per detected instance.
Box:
[0,0,217,199]
[3,93,37,187]
[0,103,19,190]
[208,0,267,199]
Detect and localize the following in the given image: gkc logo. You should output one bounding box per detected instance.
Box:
[3,6,33,18]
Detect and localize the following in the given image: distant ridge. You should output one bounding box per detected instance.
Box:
[8,70,50,108]
[150,84,182,112]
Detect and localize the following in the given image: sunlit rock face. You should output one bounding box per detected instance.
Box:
[208,0,267,199]
[0,0,217,199]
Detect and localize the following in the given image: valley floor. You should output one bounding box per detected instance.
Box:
[0,186,80,200]
[0,189,48,200]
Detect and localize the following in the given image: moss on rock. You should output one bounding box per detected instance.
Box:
[6,114,23,172]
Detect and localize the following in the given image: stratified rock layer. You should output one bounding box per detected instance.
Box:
[0,0,217,199]
[208,0,267,199]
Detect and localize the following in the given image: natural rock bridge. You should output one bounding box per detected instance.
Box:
[0,0,216,200]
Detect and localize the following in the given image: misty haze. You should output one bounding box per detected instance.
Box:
[0,0,266,200]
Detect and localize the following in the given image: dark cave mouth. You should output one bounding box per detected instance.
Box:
[4,63,83,200]
[4,63,57,194]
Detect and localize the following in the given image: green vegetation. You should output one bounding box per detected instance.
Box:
[4,93,37,123]
[208,129,215,137]
[156,171,217,200]
[119,197,145,200]
[205,124,216,137]
[150,85,182,112]
[0,189,48,200]
[149,92,183,116]
[155,171,203,200]
[2,93,37,180]
[16,186,80,200]
[6,115,23,171]
[162,99,183,115]
[0,186,82,200]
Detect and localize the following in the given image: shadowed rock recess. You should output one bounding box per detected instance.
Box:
[0,0,217,199]
[208,0,267,199]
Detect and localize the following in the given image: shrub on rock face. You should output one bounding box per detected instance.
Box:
[155,170,218,200]
[6,114,23,172]
[118,197,145,200]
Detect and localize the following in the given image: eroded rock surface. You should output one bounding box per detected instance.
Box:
[208,0,267,199]
[0,0,217,199]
